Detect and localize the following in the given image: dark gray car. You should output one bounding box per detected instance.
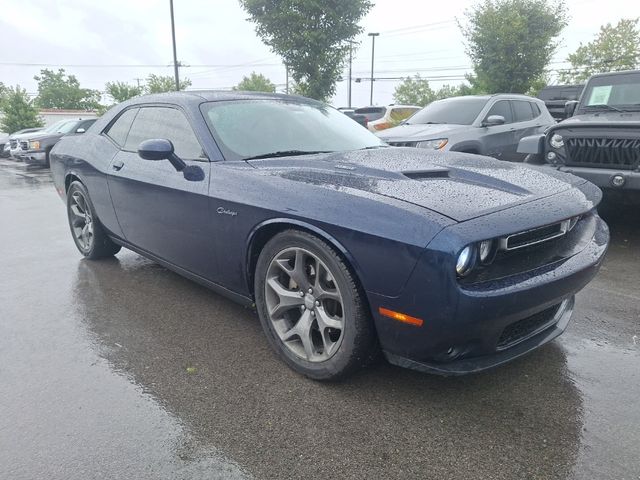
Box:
[15,118,96,167]
[378,94,555,162]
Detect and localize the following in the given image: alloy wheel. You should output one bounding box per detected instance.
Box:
[69,191,94,252]
[264,247,345,362]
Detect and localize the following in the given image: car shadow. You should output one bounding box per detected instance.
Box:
[73,254,583,479]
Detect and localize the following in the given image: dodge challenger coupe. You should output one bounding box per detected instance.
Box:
[50,91,609,380]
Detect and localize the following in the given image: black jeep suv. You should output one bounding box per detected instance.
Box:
[519,70,640,193]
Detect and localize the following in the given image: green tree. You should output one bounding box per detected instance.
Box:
[393,75,472,106]
[559,18,640,83]
[0,86,43,133]
[460,0,567,94]
[105,81,143,103]
[239,0,372,101]
[145,74,192,93]
[233,72,276,93]
[393,75,436,106]
[34,69,101,110]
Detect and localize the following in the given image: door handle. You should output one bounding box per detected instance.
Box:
[112,160,124,171]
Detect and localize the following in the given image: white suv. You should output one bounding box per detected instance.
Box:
[354,105,421,132]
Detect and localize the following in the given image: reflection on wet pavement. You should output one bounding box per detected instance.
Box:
[0,160,638,479]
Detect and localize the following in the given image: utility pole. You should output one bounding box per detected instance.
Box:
[134,78,143,88]
[347,41,354,108]
[368,32,379,106]
[169,0,180,91]
[285,65,289,94]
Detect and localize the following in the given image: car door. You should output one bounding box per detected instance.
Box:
[481,100,515,160]
[509,100,542,161]
[106,105,214,278]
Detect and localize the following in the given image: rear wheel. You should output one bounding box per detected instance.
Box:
[254,230,377,380]
[67,181,121,259]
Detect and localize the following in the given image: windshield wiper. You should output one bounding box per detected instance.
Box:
[243,150,333,160]
[585,104,624,112]
[359,145,390,150]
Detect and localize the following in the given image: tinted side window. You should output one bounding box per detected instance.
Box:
[124,107,204,160]
[486,100,513,124]
[512,101,534,122]
[105,109,138,146]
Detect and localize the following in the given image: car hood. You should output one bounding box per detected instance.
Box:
[24,132,64,142]
[377,123,469,141]
[561,111,640,127]
[10,131,42,140]
[248,148,586,222]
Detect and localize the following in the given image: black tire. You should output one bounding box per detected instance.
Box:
[66,181,121,259]
[44,149,51,168]
[254,229,378,381]
[524,153,545,165]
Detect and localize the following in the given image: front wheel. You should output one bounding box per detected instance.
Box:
[67,181,121,259]
[254,230,377,380]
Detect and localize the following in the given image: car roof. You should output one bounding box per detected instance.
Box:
[588,69,640,79]
[126,90,321,106]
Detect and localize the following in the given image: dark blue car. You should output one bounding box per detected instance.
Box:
[50,91,609,380]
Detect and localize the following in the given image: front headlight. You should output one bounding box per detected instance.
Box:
[456,245,475,277]
[550,134,564,149]
[417,138,448,150]
[29,140,41,150]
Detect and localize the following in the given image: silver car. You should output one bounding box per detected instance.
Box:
[377,94,555,162]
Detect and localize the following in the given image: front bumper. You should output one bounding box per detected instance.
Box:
[554,165,640,191]
[386,297,574,375]
[368,213,609,376]
[16,151,47,165]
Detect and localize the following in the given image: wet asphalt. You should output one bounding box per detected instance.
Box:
[0,158,638,480]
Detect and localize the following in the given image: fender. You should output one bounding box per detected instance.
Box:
[449,140,483,154]
[517,134,545,155]
[245,217,366,296]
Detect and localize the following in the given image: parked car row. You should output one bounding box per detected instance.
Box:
[2,118,96,166]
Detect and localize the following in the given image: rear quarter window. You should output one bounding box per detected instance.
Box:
[512,101,535,122]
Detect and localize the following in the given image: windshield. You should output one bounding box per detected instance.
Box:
[406,97,488,125]
[43,120,76,134]
[581,72,640,110]
[202,100,385,160]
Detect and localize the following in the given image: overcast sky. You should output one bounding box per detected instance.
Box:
[1,0,639,107]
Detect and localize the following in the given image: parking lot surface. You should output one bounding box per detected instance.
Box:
[0,158,638,480]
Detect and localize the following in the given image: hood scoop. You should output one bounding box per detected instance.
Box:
[402,168,450,180]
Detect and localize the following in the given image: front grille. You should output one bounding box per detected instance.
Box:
[9,139,17,149]
[497,304,561,350]
[388,141,418,147]
[19,141,28,151]
[565,137,640,170]
[503,221,568,250]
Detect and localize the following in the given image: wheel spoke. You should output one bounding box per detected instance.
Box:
[296,311,315,360]
[266,277,304,318]
[279,310,315,359]
[316,307,343,331]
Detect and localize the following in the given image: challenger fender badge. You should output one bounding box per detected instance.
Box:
[217,207,238,216]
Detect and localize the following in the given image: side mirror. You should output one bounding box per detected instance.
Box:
[483,115,505,127]
[564,100,578,118]
[76,128,86,134]
[138,139,186,172]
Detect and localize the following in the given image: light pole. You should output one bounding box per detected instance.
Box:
[169,0,180,91]
[368,32,379,105]
[346,40,356,108]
